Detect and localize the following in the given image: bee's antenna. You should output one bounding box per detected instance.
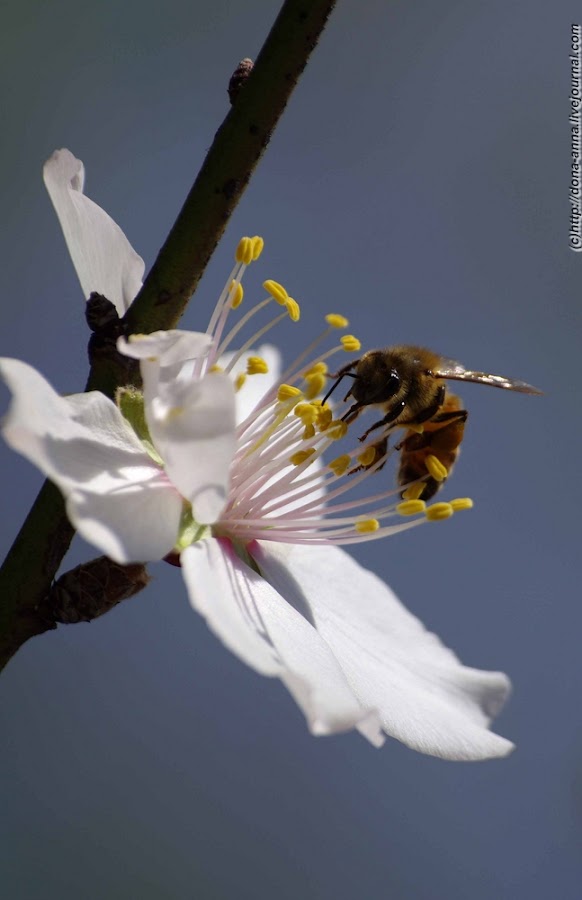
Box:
[321,370,357,406]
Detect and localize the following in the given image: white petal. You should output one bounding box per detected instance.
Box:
[0,359,181,563]
[182,539,383,743]
[68,473,182,564]
[145,371,236,524]
[121,328,238,523]
[254,542,514,760]
[118,330,212,367]
[43,149,145,315]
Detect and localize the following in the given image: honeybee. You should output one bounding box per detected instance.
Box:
[323,345,542,499]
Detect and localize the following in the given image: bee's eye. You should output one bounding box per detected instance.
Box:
[385,369,400,397]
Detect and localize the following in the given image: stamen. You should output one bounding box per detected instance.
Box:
[355,519,380,533]
[205,262,244,346]
[325,314,349,329]
[265,314,348,401]
[246,356,269,375]
[304,372,326,399]
[214,297,271,360]
[285,298,300,322]
[263,279,289,304]
[290,448,316,466]
[304,362,328,376]
[425,502,453,521]
[294,402,318,425]
[240,396,301,459]
[236,236,254,265]
[316,406,333,431]
[328,420,348,440]
[193,237,469,551]
[450,497,474,511]
[251,236,264,260]
[397,499,427,516]
[401,482,425,501]
[425,454,448,482]
[357,446,376,467]
[221,309,288,372]
[341,335,361,352]
[277,384,303,402]
[230,281,244,308]
[329,454,351,476]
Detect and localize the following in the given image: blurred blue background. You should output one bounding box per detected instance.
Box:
[1,1,581,897]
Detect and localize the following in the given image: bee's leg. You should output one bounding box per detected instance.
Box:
[321,360,360,406]
[348,436,389,475]
[430,408,468,426]
[357,400,407,441]
[341,400,366,424]
[411,384,447,425]
[348,457,389,476]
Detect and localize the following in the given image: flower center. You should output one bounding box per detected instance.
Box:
[203,237,474,548]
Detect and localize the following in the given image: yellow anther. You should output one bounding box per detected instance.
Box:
[235,236,253,265]
[329,454,351,476]
[251,235,264,260]
[316,405,333,430]
[405,422,424,434]
[294,402,317,424]
[290,448,316,466]
[277,384,303,402]
[229,281,244,308]
[357,445,377,467]
[304,372,326,400]
[328,420,348,440]
[246,356,269,375]
[263,279,288,304]
[450,497,474,511]
[303,424,316,440]
[425,454,448,482]
[425,502,453,522]
[401,482,425,501]
[355,518,380,533]
[341,335,361,352]
[285,298,300,321]
[304,361,328,378]
[235,373,247,392]
[209,364,224,373]
[396,499,427,516]
[325,313,349,329]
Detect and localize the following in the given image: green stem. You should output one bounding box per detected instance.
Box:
[0,0,338,671]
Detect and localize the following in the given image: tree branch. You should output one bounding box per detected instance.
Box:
[0,0,338,671]
[124,0,337,334]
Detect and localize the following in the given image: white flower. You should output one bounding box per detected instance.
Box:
[0,150,514,760]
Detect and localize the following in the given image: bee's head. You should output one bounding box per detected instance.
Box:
[350,349,402,405]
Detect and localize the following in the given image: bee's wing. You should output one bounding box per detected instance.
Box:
[433,358,543,395]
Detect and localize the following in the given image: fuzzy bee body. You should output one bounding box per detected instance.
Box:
[323,344,542,499]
